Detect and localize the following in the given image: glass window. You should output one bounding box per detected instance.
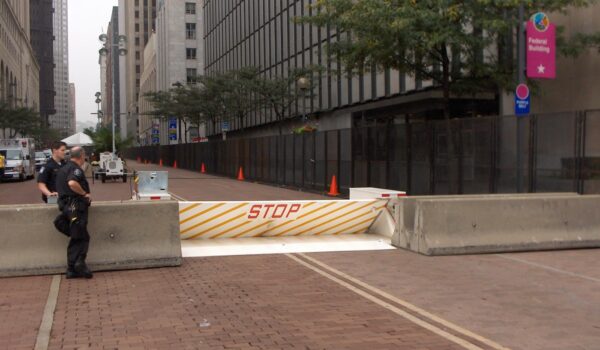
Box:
[6,150,22,160]
[186,68,197,84]
[186,23,196,39]
[185,2,196,14]
[186,48,197,60]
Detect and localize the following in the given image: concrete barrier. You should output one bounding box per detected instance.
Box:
[391,193,600,255]
[0,201,182,277]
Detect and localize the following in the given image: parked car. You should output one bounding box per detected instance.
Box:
[35,151,47,171]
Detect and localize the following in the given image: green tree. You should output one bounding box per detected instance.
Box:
[84,126,133,153]
[255,66,322,135]
[33,127,61,149]
[219,67,262,130]
[0,100,44,139]
[144,84,217,143]
[301,0,600,193]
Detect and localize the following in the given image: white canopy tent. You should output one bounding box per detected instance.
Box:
[61,132,93,147]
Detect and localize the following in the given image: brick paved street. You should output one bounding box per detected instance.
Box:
[1,248,599,349]
[2,256,461,350]
[1,160,599,349]
[0,160,327,206]
[306,249,600,350]
[128,160,329,201]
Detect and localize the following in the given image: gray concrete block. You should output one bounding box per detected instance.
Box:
[0,201,182,277]
[391,193,600,255]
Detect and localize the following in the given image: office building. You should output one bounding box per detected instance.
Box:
[68,82,75,134]
[29,0,55,127]
[138,33,156,145]
[154,0,204,144]
[0,0,39,113]
[119,0,157,143]
[52,0,70,137]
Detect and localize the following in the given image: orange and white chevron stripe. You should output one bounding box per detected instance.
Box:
[178,200,387,240]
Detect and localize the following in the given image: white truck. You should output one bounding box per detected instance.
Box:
[0,138,36,181]
[95,152,127,183]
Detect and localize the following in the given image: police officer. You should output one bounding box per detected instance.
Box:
[37,141,67,203]
[56,146,93,279]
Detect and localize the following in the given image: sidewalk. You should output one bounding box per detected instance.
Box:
[128,160,330,201]
[3,255,461,350]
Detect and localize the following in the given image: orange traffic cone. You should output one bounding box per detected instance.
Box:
[159,159,163,167]
[237,166,245,181]
[201,163,206,173]
[328,175,340,196]
[173,160,178,169]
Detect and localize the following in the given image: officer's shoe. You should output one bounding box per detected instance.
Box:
[66,267,84,279]
[74,259,93,279]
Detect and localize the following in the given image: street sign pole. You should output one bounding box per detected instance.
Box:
[516,2,526,193]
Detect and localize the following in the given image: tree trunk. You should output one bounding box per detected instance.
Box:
[178,118,182,144]
[183,120,188,144]
[442,45,459,194]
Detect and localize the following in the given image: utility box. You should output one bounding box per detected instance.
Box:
[135,171,172,201]
[349,187,406,200]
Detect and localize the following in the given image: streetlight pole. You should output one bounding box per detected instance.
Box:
[297,77,310,122]
[516,2,526,192]
[94,91,102,128]
[99,33,127,155]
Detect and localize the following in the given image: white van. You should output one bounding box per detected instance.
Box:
[0,138,36,181]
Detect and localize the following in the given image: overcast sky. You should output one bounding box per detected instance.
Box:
[68,0,118,131]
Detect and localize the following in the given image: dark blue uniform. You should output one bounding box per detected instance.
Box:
[37,158,65,203]
[55,161,91,275]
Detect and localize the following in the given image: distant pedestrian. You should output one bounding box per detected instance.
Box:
[37,141,67,203]
[56,146,93,279]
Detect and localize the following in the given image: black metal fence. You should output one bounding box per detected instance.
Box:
[125,110,600,196]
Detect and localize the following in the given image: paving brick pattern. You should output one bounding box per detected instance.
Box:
[128,160,329,201]
[47,255,460,350]
[0,275,51,350]
[307,249,600,350]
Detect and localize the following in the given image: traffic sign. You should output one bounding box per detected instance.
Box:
[222,121,230,132]
[515,84,530,116]
[168,117,177,141]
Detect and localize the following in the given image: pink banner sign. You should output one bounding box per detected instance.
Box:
[526,13,556,79]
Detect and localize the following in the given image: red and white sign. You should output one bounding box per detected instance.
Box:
[192,137,209,143]
[526,13,556,79]
[516,84,530,100]
[247,203,302,220]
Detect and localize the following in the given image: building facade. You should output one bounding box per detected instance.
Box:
[120,0,157,143]
[102,7,122,132]
[530,5,600,113]
[203,1,600,139]
[155,0,204,144]
[52,0,70,137]
[202,0,474,138]
[138,32,156,146]
[0,0,40,113]
[29,0,55,127]
[68,82,75,134]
